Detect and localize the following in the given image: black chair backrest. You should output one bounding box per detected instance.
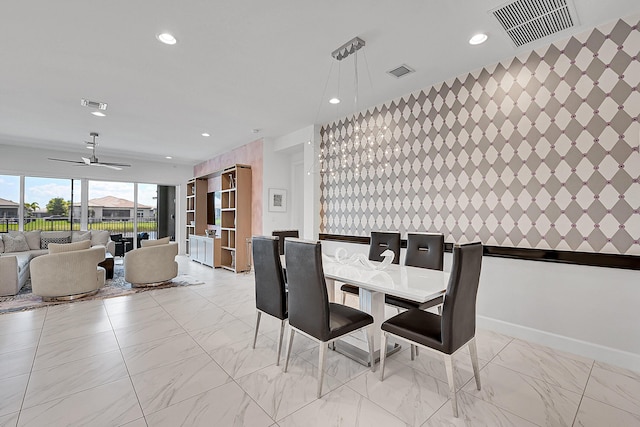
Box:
[285,238,330,341]
[368,231,400,264]
[111,234,123,242]
[272,230,299,255]
[252,236,287,320]
[441,242,483,353]
[405,233,444,270]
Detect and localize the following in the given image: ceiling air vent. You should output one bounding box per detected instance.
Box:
[80,98,108,111]
[491,0,577,47]
[387,64,415,78]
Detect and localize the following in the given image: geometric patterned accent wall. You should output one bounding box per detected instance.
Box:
[320,15,640,255]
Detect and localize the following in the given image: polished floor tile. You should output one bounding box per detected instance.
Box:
[23,350,128,409]
[277,385,406,427]
[131,353,230,414]
[120,332,205,376]
[423,390,539,426]
[584,364,640,416]
[0,374,29,418]
[144,382,272,427]
[491,339,593,394]
[0,256,639,426]
[574,396,640,427]
[395,347,488,391]
[0,412,19,427]
[349,358,449,426]
[0,347,36,381]
[32,330,119,371]
[463,363,582,426]
[0,329,40,355]
[236,354,343,421]
[17,377,142,427]
[209,336,280,379]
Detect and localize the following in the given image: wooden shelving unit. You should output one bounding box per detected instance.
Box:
[185,178,207,254]
[219,164,252,272]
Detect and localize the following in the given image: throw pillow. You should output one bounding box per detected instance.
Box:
[3,233,30,252]
[71,231,91,243]
[49,240,92,254]
[91,230,110,247]
[141,237,171,247]
[24,230,42,250]
[41,235,72,249]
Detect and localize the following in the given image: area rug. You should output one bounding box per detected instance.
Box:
[0,266,204,314]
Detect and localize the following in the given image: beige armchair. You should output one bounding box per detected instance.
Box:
[124,241,178,287]
[30,243,106,301]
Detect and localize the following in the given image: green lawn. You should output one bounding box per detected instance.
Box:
[4,219,157,233]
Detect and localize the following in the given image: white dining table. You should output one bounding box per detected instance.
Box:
[321,256,451,366]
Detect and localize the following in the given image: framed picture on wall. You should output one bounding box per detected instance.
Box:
[268,188,287,212]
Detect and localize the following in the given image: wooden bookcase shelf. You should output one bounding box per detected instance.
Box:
[218,164,251,272]
[185,178,207,254]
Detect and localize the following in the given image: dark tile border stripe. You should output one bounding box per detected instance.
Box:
[318,234,640,271]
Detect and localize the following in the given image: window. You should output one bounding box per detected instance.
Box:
[24,177,73,232]
[0,175,20,232]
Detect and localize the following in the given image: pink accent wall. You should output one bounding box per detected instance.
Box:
[194,139,263,236]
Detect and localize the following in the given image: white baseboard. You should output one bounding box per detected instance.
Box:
[477,316,640,372]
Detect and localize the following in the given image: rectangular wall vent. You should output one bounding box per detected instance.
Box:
[80,98,108,111]
[387,64,415,78]
[491,0,576,47]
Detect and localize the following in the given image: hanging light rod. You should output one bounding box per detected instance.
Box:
[331,37,366,61]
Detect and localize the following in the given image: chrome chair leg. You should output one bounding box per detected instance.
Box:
[468,338,481,390]
[284,329,295,372]
[444,354,458,417]
[416,347,419,356]
[341,291,347,305]
[411,344,416,361]
[252,311,262,349]
[317,343,327,398]
[380,332,388,381]
[276,319,286,366]
[366,326,375,372]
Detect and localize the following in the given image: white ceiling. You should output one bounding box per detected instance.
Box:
[1,1,639,166]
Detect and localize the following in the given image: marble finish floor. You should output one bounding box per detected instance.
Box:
[0,256,639,426]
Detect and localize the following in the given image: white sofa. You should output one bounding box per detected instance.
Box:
[124,238,178,287]
[0,230,115,296]
[30,241,106,301]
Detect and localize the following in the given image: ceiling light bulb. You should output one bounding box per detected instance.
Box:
[329,98,340,104]
[201,133,210,137]
[91,111,106,117]
[165,156,173,159]
[469,33,488,45]
[157,33,177,45]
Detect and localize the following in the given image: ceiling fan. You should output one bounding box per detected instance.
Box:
[49,132,131,170]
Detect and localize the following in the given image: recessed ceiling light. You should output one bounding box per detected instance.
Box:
[469,33,488,45]
[165,156,173,159]
[329,98,341,104]
[201,133,210,137]
[91,111,106,117]
[157,33,177,45]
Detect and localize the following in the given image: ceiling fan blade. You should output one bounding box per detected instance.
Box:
[94,163,123,171]
[48,158,85,165]
[97,161,131,167]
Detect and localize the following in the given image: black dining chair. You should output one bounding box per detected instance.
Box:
[283,238,375,398]
[271,230,299,256]
[379,242,483,417]
[385,233,445,359]
[340,231,401,304]
[252,236,288,365]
